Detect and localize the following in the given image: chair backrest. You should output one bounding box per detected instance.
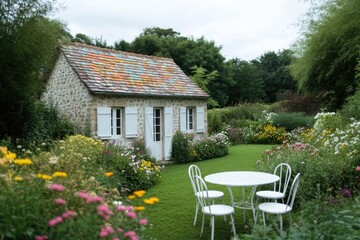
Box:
[193,175,211,213]
[188,165,202,194]
[273,163,292,194]
[285,173,301,210]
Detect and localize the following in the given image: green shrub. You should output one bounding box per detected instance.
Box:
[339,87,360,120]
[207,108,229,134]
[99,141,161,193]
[272,112,315,131]
[192,132,230,161]
[170,131,193,163]
[22,101,78,148]
[287,197,360,239]
[226,103,269,121]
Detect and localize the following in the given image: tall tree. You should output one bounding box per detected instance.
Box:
[225,59,265,104]
[0,0,68,138]
[290,0,360,110]
[254,50,296,103]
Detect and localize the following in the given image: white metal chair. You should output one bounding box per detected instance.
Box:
[194,175,236,240]
[258,173,301,232]
[188,165,224,225]
[256,163,292,202]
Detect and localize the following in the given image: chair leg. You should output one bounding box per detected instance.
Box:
[211,216,215,240]
[279,214,283,233]
[194,201,199,225]
[200,213,205,237]
[262,211,266,227]
[230,214,236,237]
[222,196,227,222]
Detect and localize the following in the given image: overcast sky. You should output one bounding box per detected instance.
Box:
[54,0,310,61]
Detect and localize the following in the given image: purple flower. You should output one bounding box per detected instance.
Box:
[342,188,352,198]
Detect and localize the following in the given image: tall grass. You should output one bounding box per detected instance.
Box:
[143,145,271,240]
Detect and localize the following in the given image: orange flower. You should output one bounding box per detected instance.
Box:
[105,172,114,177]
[128,195,136,200]
[133,190,146,197]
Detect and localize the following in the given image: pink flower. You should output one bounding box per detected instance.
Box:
[139,218,148,225]
[54,198,67,205]
[77,191,91,200]
[48,216,63,227]
[49,183,65,191]
[97,205,113,220]
[112,238,120,240]
[126,211,137,219]
[117,227,124,233]
[35,236,49,240]
[62,210,75,219]
[124,231,139,240]
[87,195,103,203]
[99,226,114,238]
[356,166,360,171]
[116,205,133,211]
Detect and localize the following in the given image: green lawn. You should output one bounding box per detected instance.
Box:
[143,145,272,240]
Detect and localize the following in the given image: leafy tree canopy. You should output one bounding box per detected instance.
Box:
[0,0,69,138]
[291,0,360,110]
[253,50,296,102]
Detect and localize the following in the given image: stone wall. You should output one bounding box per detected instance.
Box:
[41,53,91,129]
[89,95,208,144]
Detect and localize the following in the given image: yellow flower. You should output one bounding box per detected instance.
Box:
[14,176,23,181]
[13,158,32,165]
[128,195,136,200]
[144,197,159,205]
[5,152,16,161]
[134,206,145,211]
[36,174,53,181]
[143,199,154,205]
[105,172,114,177]
[52,171,68,178]
[133,190,146,197]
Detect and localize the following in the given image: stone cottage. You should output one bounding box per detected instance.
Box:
[41,42,209,161]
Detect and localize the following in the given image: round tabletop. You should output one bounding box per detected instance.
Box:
[204,171,279,187]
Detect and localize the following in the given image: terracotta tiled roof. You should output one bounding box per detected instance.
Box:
[61,43,209,99]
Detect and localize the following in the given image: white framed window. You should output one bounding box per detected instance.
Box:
[153,108,162,141]
[97,107,138,139]
[186,107,195,131]
[111,108,122,137]
[180,106,205,133]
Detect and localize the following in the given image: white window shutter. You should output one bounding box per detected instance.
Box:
[97,107,111,139]
[164,107,173,160]
[144,107,154,156]
[196,107,205,132]
[125,107,138,138]
[180,107,187,132]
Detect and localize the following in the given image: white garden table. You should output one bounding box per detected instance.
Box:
[204,171,279,223]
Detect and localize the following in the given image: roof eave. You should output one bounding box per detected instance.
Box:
[92,91,210,99]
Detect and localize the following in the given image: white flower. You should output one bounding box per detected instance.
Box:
[112,201,123,206]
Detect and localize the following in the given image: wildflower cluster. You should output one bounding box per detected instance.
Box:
[255,124,287,144]
[0,135,162,239]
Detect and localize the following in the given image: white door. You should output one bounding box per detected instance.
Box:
[145,107,173,161]
[153,107,163,160]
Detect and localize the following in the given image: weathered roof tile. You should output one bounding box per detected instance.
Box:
[61,43,208,99]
